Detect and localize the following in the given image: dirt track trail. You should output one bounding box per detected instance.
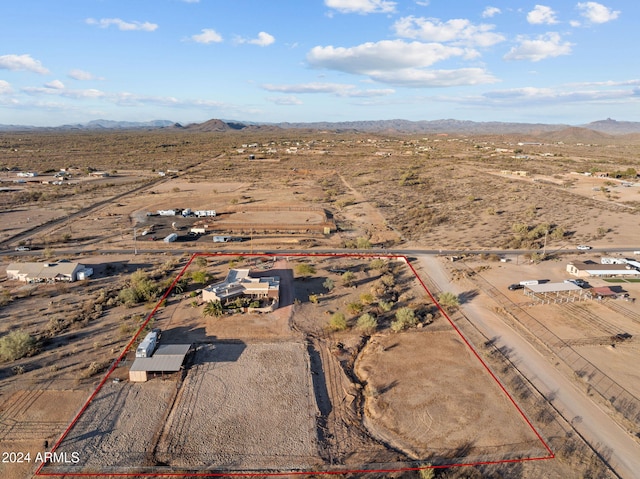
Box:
[417,254,640,479]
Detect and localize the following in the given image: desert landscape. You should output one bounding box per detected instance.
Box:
[1,124,639,478]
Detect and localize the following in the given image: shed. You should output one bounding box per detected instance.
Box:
[129,343,191,382]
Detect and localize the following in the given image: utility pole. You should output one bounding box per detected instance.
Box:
[543,229,548,257]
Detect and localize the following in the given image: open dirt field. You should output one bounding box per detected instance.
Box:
[356,330,548,461]
[156,341,321,471]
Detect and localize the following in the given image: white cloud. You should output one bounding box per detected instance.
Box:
[44,80,65,90]
[0,80,13,95]
[68,69,102,81]
[268,96,303,106]
[190,29,223,44]
[527,5,559,25]
[324,0,396,14]
[262,82,395,97]
[576,2,620,24]
[504,33,573,62]
[368,68,497,87]
[393,16,505,47]
[482,7,502,18]
[308,40,466,74]
[482,86,633,104]
[236,31,275,47]
[307,39,499,87]
[0,54,49,74]
[22,86,106,99]
[85,18,158,32]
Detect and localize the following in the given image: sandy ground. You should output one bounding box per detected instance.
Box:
[356,330,547,462]
[155,342,321,471]
[45,381,176,473]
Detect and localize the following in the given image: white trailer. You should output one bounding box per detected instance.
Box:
[158,209,178,216]
[163,233,178,243]
[194,210,216,217]
[136,331,158,358]
[213,236,231,243]
[519,280,539,286]
[182,208,192,217]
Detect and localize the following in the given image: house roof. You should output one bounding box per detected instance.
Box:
[6,262,82,279]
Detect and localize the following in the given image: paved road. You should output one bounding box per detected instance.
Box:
[418,254,640,479]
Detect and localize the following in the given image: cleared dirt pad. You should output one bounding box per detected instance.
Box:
[356,330,548,462]
[48,381,176,472]
[155,341,321,471]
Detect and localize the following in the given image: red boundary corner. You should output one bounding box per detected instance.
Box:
[35,252,554,477]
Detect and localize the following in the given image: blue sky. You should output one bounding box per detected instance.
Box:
[1,0,637,126]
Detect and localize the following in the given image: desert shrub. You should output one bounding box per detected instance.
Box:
[341,271,356,287]
[360,293,375,305]
[347,302,364,315]
[437,292,460,311]
[329,312,348,331]
[391,307,417,332]
[322,278,335,292]
[356,313,378,335]
[369,258,389,272]
[0,330,36,361]
[295,263,316,278]
[378,300,393,312]
[309,294,319,304]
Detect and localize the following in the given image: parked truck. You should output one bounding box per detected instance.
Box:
[136,331,159,358]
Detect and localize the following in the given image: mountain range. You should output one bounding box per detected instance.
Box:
[1,117,640,136]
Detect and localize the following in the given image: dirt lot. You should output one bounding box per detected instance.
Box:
[356,330,547,461]
[156,341,321,471]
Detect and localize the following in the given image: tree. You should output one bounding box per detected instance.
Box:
[295,263,316,279]
[329,312,347,331]
[391,307,417,332]
[437,292,460,311]
[191,270,211,285]
[203,300,223,317]
[0,330,35,361]
[356,313,378,335]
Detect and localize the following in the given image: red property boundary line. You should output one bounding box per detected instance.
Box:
[35,252,554,478]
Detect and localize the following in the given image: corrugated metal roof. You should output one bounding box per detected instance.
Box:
[155,344,191,356]
[129,343,191,372]
[526,282,582,293]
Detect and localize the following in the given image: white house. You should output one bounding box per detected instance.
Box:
[6,262,92,283]
[202,269,279,303]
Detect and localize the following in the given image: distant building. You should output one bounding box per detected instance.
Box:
[566,261,640,278]
[6,262,93,283]
[202,269,279,303]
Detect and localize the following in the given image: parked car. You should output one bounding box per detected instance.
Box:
[564,279,588,287]
[508,283,524,290]
[577,245,592,250]
[15,246,30,251]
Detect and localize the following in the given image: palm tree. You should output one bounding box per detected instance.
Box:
[203,300,223,317]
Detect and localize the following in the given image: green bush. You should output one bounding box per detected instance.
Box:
[356,313,378,335]
[391,307,417,332]
[329,312,348,331]
[0,330,36,361]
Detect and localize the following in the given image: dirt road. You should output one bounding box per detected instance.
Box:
[417,254,640,479]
